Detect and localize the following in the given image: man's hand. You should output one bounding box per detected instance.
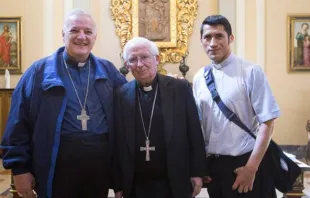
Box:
[191,177,202,198]
[14,173,36,198]
[232,166,256,193]
[114,191,123,198]
[167,73,184,80]
[202,176,212,184]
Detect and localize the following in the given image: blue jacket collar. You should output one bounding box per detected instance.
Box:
[91,54,108,80]
[42,47,107,91]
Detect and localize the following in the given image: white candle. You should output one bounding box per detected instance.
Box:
[5,69,10,88]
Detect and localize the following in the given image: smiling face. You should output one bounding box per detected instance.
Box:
[62,14,97,62]
[125,43,158,86]
[200,24,234,64]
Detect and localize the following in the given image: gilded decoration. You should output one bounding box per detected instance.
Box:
[111,0,198,74]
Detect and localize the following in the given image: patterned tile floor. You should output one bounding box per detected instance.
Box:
[0,163,309,198]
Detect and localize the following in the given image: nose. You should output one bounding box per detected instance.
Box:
[136,58,144,67]
[77,30,86,39]
[209,37,217,47]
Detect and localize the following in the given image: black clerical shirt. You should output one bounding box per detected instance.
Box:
[61,51,109,134]
[134,79,167,181]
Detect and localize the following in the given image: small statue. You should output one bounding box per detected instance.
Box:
[119,52,129,76]
[179,52,189,78]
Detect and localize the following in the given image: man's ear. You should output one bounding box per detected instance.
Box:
[229,34,235,44]
[155,55,160,65]
[62,30,65,42]
[125,62,131,71]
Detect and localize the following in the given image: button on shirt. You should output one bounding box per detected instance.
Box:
[61,52,109,134]
[193,53,280,156]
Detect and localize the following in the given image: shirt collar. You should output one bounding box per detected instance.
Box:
[136,74,158,92]
[213,53,234,70]
[63,50,89,68]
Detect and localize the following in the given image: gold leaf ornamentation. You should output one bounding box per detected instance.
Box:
[111,0,198,74]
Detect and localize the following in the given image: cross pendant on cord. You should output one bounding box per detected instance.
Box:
[77,109,90,131]
[140,139,155,161]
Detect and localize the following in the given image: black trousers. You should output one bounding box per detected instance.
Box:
[130,178,176,198]
[52,132,110,198]
[206,152,276,198]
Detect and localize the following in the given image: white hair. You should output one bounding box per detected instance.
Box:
[63,9,96,31]
[123,37,159,60]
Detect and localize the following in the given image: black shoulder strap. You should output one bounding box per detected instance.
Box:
[203,66,256,140]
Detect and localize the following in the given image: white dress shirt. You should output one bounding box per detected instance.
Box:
[193,53,280,156]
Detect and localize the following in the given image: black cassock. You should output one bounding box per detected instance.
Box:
[114,74,208,198]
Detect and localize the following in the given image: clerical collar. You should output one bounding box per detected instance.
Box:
[63,50,89,67]
[212,53,234,70]
[137,75,158,92]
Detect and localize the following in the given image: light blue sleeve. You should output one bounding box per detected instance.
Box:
[248,66,280,123]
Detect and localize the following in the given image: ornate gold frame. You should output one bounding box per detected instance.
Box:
[111,0,198,74]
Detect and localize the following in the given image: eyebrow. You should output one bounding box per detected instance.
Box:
[204,33,224,37]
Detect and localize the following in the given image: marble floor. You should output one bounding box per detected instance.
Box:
[0,165,309,198]
[0,168,11,198]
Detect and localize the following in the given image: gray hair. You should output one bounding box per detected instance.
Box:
[63,9,96,31]
[123,37,159,60]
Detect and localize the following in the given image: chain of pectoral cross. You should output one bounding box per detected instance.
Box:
[137,84,159,161]
[63,56,91,131]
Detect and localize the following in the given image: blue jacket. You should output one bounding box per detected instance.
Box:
[1,47,127,198]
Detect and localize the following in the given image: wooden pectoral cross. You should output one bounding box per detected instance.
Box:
[77,109,90,131]
[140,139,155,161]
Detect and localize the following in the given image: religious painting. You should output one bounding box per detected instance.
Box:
[133,0,176,48]
[287,15,310,72]
[111,0,198,74]
[0,17,22,74]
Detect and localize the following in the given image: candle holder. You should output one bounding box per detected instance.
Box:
[119,53,129,76]
[179,52,189,78]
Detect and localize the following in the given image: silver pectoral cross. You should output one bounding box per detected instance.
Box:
[77,109,90,131]
[140,139,155,161]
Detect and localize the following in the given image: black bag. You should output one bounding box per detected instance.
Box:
[204,66,301,193]
[266,140,301,192]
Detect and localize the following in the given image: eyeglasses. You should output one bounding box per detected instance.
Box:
[127,54,155,65]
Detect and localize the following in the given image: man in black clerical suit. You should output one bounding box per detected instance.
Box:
[114,37,207,198]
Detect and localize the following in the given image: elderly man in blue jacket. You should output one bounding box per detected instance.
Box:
[1,9,126,198]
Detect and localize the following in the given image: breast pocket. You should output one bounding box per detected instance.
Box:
[224,77,247,103]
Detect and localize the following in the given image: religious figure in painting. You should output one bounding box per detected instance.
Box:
[139,0,170,41]
[295,23,309,65]
[303,35,310,66]
[0,24,13,66]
